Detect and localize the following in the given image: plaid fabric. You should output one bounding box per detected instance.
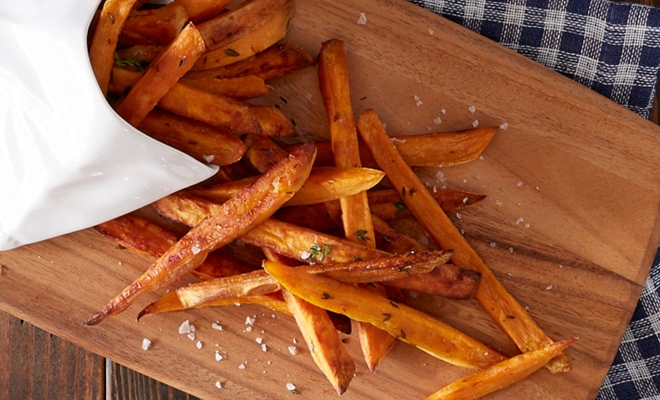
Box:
[409,0,660,398]
[408,0,660,118]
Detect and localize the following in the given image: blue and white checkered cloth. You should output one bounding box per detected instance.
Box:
[408,0,660,398]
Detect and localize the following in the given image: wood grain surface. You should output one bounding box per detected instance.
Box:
[2,0,660,399]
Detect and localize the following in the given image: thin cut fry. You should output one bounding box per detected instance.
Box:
[356,109,570,373]
[368,188,486,220]
[173,0,233,24]
[427,338,578,400]
[83,143,316,325]
[119,2,189,46]
[192,2,293,70]
[89,0,140,95]
[189,167,385,207]
[180,75,272,99]
[115,22,206,127]
[263,261,507,369]
[250,105,295,137]
[243,135,291,173]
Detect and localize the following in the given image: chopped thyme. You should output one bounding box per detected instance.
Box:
[114,52,145,72]
[382,313,392,321]
[322,292,333,300]
[354,229,370,241]
[225,49,240,57]
[393,201,408,216]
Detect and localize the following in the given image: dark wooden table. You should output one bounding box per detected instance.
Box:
[1,0,659,397]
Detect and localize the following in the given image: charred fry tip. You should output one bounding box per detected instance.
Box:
[82,312,106,326]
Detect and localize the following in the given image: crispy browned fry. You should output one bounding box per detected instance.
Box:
[192,3,293,70]
[185,43,315,81]
[158,82,262,134]
[119,2,189,46]
[173,0,232,24]
[115,23,206,127]
[371,214,429,254]
[307,126,497,168]
[264,261,507,369]
[89,0,139,95]
[189,167,385,207]
[115,45,163,68]
[243,135,290,173]
[356,109,570,373]
[250,105,295,137]
[83,144,316,325]
[181,75,271,99]
[427,338,578,400]
[274,204,339,232]
[282,289,355,395]
[138,108,247,166]
[369,189,486,220]
[111,67,271,101]
[386,265,480,300]
[197,0,293,51]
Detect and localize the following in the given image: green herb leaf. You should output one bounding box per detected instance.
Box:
[393,201,408,216]
[114,52,145,72]
[225,49,240,57]
[354,230,370,241]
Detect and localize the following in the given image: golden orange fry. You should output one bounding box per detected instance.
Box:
[119,2,189,46]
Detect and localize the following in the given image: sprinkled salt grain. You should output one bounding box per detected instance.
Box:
[212,322,223,331]
[196,341,203,349]
[499,122,508,130]
[246,326,253,332]
[261,344,268,352]
[256,337,263,344]
[468,105,476,113]
[517,181,523,187]
[535,186,540,191]
[141,338,151,351]
[433,117,442,125]
[288,346,297,355]
[293,338,298,344]
[525,305,530,311]
[187,333,196,341]
[179,320,192,334]
[305,92,313,100]
[286,383,297,392]
[515,217,524,225]
[432,186,437,193]
[215,352,224,361]
[428,28,434,35]
[235,302,241,307]
[472,120,479,127]
[462,197,469,204]
[300,251,311,260]
[462,179,467,183]
[246,316,256,326]
[357,12,367,25]
[455,212,462,220]
[495,200,502,206]
[435,171,445,182]
[507,272,513,276]
[490,242,497,247]
[239,363,246,370]
[203,154,215,163]
[525,223,530,228]
[559,264,564,268]
[191,245,201,254]
[215,381,222,389]
[509,247,514,253]
[416,99,423,106]
[414,95,420,101]
[546,285,553,290]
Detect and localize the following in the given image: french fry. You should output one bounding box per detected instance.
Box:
[250,105,295,137]
[89,0,140,96]
[192,2,293,70]
[243,135,291,173]
[138,108,247,166]
[370,214,429,254]
[83,143,316,325]
[119,2,189,46]
[181,75,271,99]
[282,289,356,395]
[274,204,339,232]
[115,22,206,127]
[184,43,315,81]
[263,261,507,369]
[307,126,498,168]
[115,45,163,69]
[356,109,570,373]
[197,0,294,51]
[427,338,578,400]
[189,167,385,207]
[172,0,233,24]
[368,188,486,221]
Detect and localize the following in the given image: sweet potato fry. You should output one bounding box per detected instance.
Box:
[89,0,140,95]
[242,135,290,173]
[250,105,295,137]
[181,75,271,99]
[173,0,233,24]
[83,143,316,325]
[263,261,507,369]
[138,108,247,166]
[189,167,385,206]
[356,109,570,373]
[115,22,206,127]
[197,0,294,51]
[119,2,189,46]
[192,2,293,70]
[274,204,339,232]
[115,45,163,69]
[282,289,356,395]
[369,188,486,221]
[184,43,315,81]
[371,214,429,254]
[427,338,578,400]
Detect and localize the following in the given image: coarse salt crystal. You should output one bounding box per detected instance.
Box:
[187,333,196,341]
[256,337,263,344]
[455,212,462,220]
[246,326,253,332]
[462,197,469,204]
[239,363,246,370]
[179,320,191,334]
[196,341,203,349]
[261,344,268,352]
[433,117,442,124]
[509,247,514,253]
[416,99,423,107]
[546,285,553,290]
[435,170,445,182]
[525,223,530,228]
[215,351,224,361]
[495,200,502,206]
[191,245,201,254]
[215,381,222,389]
[141,338,151,350]
[428,28,434,35]
[515,217,524,225]
[517,181,523,187]
[246,316,256,326]
[468,105,476,113]
[357,12,367,25]
[203,154,215,163]
[472,120,479,127]
[490,242,497,247]
[499,122,509,130]
[286,383,297,391]
[288,346,297,355]
[300,251,311,260]
[293,338,298,344]
[413,95,420,101]
[212,322,223,331]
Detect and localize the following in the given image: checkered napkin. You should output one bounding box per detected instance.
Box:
[408,0,660,398]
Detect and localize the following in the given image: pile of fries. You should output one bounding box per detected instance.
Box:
[85,0,576,398]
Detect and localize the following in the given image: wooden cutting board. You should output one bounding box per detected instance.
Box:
[2,0,660,399]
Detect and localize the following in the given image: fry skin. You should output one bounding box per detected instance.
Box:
[356,109,570,373]
[83,143,316,325]
[119,2,189,46]
[263,261,507,369]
